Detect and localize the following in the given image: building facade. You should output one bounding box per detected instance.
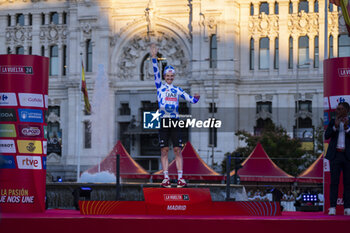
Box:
[1,0,349,181]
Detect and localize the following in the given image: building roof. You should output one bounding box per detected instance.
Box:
[152,142,224,181]
[85,140,151,179]
[296,153,323,183]
[230,142,295,182]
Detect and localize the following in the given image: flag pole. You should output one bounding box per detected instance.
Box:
[77,53,83,182]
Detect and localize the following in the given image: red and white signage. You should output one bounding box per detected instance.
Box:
[16,156,42,170]
[0,55,48,213]
[0,93,18,106]
[18,93,44,108]
[324,57,350,215]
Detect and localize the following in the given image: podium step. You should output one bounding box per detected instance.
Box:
[80,187,281,216]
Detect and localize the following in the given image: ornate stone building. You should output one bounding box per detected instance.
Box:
[1,0,349,180]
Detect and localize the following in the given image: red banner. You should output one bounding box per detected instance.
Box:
[323,57,350,214]
[0,55,48,213]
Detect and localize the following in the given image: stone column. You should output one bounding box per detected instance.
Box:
[309,0,315,13]
[292,34,298,72]
[32,13,41,55]
[268,0,275,14]
[253,2,259,15]
[59,12,63,25]
[309,34,315,68]
[24,13,29,26]
[45,13,50,25]
[254,35,259,72]
[269,35,275,72]
[292,0,298,14]
[11,13,16,26]
[58,44,63,77]
[279,1,289,75]
[240,1,251,76]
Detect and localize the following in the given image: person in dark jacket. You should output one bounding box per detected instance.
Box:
[325,101,350,215]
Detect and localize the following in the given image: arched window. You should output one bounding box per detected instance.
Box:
[338,34,350,57]
[329,2,334,12]
[274,37,279,69]
[210,34,217,68]
[259,37,269,69]
[86,39,92,72]
[298,36,309,66]
[41,46,45,56]
[314,36,319,68]
[16,46,24,54]
[329,35,334,58]
[29,14,32,26]
[16,14,24,26]
[298,0,309,13]
[250,38,254,70]
[289,36,293,69]
[250,3,254,15]
[50,12,59,24]
[314,0,319,13]
[62,45,67,76]
[7,14,11,27]
[50,45,59,76]
[259,2,269,14]
[289,1,293,14]
[275,1,279,14]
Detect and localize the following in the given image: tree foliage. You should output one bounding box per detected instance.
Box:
[222,122,315,176]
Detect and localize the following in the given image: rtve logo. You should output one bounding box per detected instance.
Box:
[16,156,42,170]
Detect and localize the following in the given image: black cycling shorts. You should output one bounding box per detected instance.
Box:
[158,118,183,148]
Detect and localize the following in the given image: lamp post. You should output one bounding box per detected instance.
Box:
[192,58,236,166]
[296,61,310,138]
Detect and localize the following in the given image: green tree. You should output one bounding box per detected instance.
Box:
[222,122,311,176]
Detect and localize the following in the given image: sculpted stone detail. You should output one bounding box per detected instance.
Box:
[328,12,339,35]
[5,26,32,44]
[288,12,319,35]
[117,33,189,80]
[81,22,92,35]
[249,13,279,37]
[256,108,272,120]
[39,25,68,43]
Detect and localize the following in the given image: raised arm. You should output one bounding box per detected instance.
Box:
[178,87,200,104]
[150,44,161,89]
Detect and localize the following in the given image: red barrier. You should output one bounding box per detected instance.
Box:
[323,57,350,215]
[0,55,48,213]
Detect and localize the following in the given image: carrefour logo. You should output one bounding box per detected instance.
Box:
[0,93,17,106]
[18,109,43,123]
[18,93,44,108]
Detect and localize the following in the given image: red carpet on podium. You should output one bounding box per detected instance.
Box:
[1,209,350,233]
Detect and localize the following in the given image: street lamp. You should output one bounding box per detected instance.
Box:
[296,61,310,138]
[192,58,236,166]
